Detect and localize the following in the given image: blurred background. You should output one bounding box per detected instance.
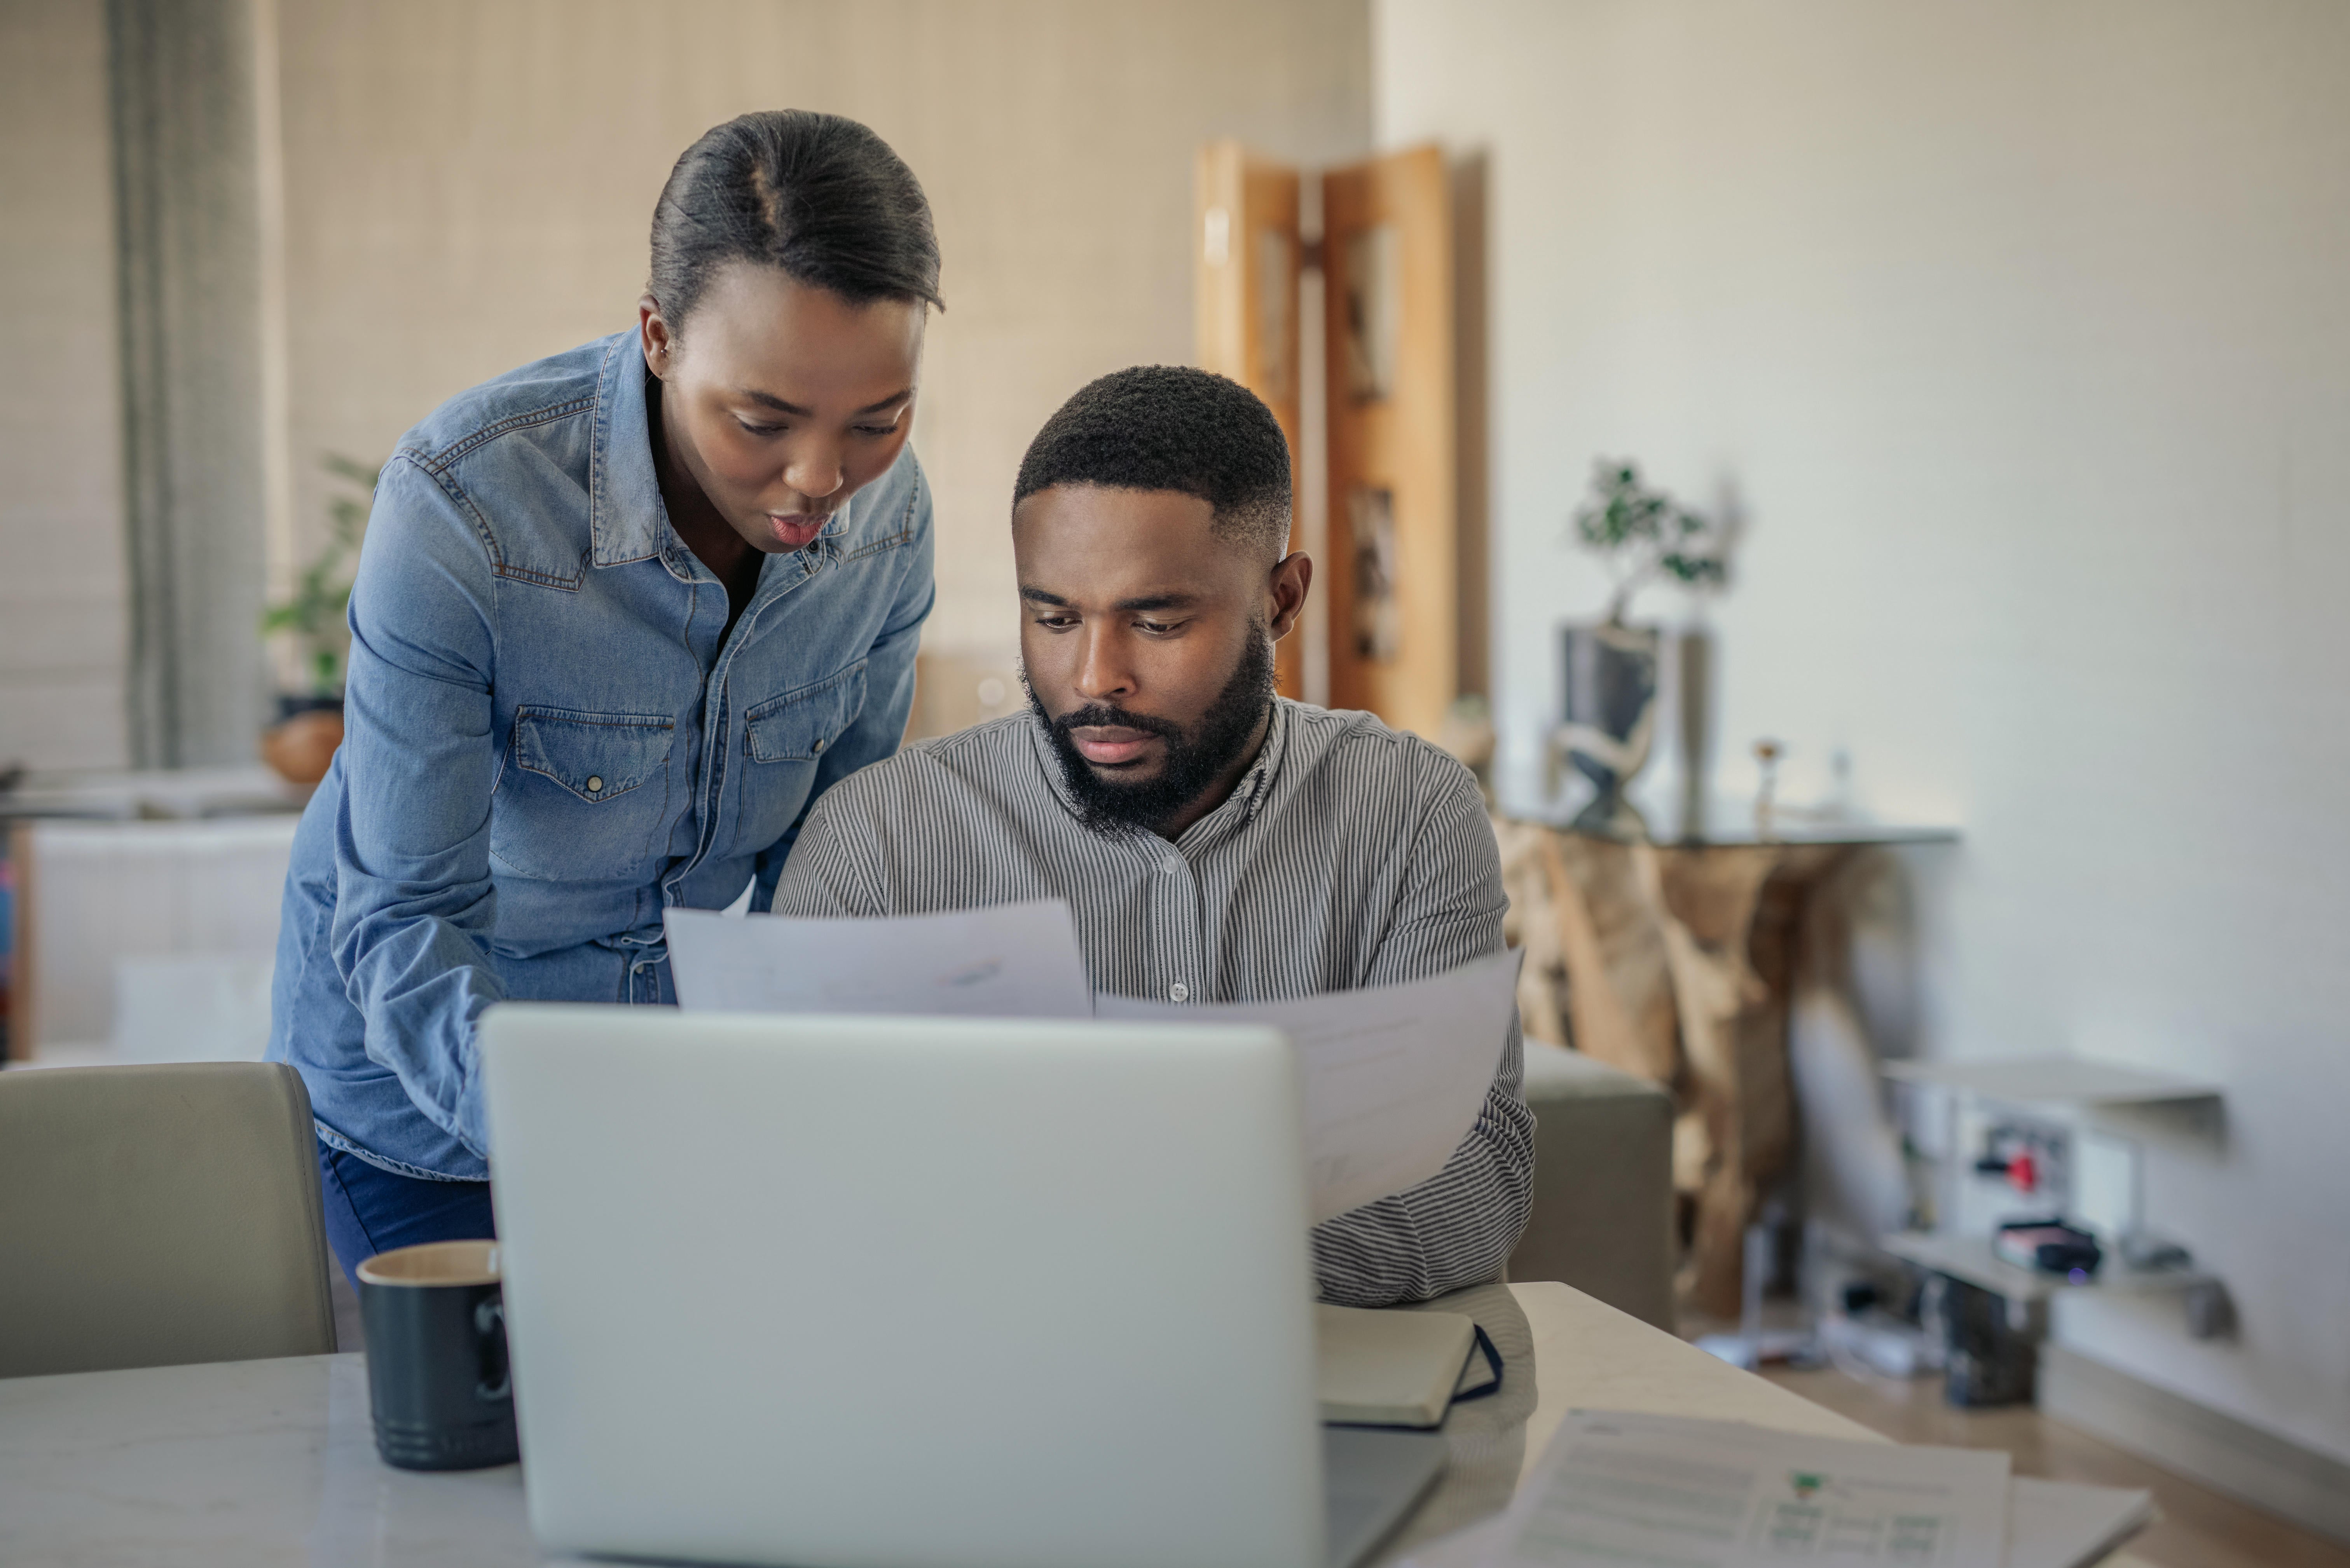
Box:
[4,3,2348,1560]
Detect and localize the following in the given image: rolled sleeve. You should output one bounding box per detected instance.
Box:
[1311,760,1537,1305]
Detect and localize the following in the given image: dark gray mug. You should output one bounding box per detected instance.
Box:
[356,1240,520,1470]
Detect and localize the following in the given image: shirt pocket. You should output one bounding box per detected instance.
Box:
[491,707,676,881]
[737,661,868,852]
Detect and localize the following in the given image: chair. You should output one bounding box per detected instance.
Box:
[0,1062,337,1378]
[1508,1041,1678,1332]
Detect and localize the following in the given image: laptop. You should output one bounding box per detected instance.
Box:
[479,1004,1446,1568]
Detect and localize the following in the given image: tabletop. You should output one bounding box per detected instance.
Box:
[0,1279,2140,1567]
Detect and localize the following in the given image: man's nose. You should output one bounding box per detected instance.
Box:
[1073,624,1136,703]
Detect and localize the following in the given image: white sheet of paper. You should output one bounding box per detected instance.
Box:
[663,901,1093,1019]
[1096,949,1521,1223]
[1482,1409,2011,1568]
[1402,1423,2149,1568]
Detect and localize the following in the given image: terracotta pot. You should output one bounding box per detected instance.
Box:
[262,706,345,785]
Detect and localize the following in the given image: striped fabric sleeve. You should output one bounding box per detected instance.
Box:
[1309,768,1538,1306]
[770,793,885,918]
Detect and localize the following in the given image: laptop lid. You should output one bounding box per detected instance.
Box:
[480,1003,1325,1568]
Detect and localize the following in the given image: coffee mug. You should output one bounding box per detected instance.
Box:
[356,1239,520,1470]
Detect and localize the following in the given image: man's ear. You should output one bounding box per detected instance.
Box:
[1266,551,1313,641]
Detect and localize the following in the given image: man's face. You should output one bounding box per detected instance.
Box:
[1013,484,1310,834]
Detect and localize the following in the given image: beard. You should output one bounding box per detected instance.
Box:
[1028,627,1277,837]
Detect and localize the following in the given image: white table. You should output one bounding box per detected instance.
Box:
[0,1281,2142,1566]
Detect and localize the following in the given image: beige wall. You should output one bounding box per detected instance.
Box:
[274,0,1371,660]
[1378,0,2350,1464]
[0,0,130,770]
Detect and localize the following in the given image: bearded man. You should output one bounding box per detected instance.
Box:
[772,365,1533,1306]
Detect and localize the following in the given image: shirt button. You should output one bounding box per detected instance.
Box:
[1160,858,1180,876]
[585,776,604,794]
[1168,982,1190,1003]
[812,738,825,753]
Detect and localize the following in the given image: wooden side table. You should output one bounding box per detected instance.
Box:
[1496,814,1957,1319]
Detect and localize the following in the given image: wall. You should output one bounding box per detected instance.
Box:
[1376,0,2350,1462]
[273,0,1371,661]
[0,0,130,771]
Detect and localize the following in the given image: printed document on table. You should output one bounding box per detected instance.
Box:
[1483,1409,2010,1567]
[664,901,1093,1019]
[1096,949,1521,1223]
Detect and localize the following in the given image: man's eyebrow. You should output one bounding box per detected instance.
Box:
[1018,588,1200,612]
[734,387,915,417]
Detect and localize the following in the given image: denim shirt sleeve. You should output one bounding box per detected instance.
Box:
[750,480,936,912]
[328,455,507,1155]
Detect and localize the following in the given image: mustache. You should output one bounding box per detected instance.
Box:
[1051,704,1183,741]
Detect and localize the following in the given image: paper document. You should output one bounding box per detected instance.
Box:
[1400,1431,2146,1568]
[1097,949,1520,1223]
[664,901,1092,1019]
[1486,1409,2011,1567]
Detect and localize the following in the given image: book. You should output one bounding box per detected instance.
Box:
[1317,1305,1479,1428]
[2005,1475,2156,1568]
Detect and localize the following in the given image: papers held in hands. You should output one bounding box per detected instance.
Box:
[1098,949,1522,1222]
[664,901,1093,1019]
[662,902,1521,1221]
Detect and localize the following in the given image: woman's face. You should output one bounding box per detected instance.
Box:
[640,263,926,554]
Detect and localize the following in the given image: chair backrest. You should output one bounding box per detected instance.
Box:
[1510,1042,1678,1332]
[0,1062,337,1378]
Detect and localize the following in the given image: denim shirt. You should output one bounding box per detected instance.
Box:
[267,330,933,1180]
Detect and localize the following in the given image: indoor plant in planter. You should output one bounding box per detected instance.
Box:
[258,455,376,785]
[1556,460,1729,835]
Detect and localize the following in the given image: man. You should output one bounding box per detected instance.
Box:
[775,366,1533,1306]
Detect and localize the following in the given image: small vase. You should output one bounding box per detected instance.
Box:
[262,695,345,786]
[1556,621,1659,837]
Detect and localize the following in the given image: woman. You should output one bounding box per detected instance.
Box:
[269,111,938,1280]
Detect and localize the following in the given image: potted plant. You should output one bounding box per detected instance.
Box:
[258,455,377,785]
[1556,460,1730,835]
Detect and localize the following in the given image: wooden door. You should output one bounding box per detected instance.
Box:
[1322,146,1456,736]
[1193,141,1304,699]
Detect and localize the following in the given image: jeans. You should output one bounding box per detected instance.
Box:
[315,1140,496,1284]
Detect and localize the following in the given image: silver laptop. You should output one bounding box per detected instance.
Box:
[480,1004,1445,1568]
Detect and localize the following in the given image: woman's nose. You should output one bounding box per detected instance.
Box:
[785,441,845,499]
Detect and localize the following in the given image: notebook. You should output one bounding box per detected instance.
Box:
[1318,1306,1483,1428]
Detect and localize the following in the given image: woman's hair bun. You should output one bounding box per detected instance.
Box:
[649,110,941,331]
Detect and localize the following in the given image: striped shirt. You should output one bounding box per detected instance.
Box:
[773,697,1535,1306]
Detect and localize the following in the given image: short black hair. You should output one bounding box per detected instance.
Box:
[649,110,941,333]
[1013,366,1293,557]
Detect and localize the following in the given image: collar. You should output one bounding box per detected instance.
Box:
[587,333,667,567]
[1025,696,1292,848]
[584,330,853,570]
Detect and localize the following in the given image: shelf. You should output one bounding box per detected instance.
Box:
[1881,1056,2221,1109]
[0,766,308,823]
[1880,1232,2212,1303]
